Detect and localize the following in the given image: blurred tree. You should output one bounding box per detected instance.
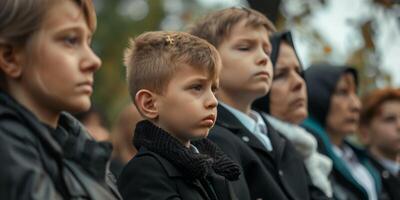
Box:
[248,0,399,95]
[91,0,399,124]
[247,0,281,23]
[92,0,165,123]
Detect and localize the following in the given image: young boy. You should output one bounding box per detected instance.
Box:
[190,7,326,200]
[117,31,240,200]
[360,88,400,200]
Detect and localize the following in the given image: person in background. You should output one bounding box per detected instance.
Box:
[110,104,142,177]
[252,31,333,197]
[359,87,400,200]
[303,64,381,200]
[75,105,110,141]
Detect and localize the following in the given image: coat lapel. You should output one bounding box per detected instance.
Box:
[151,149,211,200]
[216,105,273,157]
[208,173,236,200]
[191,179,212,200]
[260,113,287,166]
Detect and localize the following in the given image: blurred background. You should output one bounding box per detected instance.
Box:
[91,0,400,126]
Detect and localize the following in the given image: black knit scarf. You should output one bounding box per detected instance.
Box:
[133,120,240,181]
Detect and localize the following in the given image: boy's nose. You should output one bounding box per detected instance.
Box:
[205,92,218,109]
[81,47,102,72]
[255,48,269,66]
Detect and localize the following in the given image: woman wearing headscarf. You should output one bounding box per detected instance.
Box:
[302,64,381,200]
[252,31,333,197]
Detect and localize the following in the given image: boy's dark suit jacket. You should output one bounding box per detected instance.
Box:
[368,155,400,200]
[118,147,237,200]
[209,105,328,200]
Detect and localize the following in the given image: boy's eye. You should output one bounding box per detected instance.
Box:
[211,85,219,93]
[191,84,203,91]
[383,115,397,123]
[236,43,251,51]
[63,36,80,46]
[237,46,250,51]
[264,49,272,56]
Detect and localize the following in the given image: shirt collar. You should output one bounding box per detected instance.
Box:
[190,144,200,154]
[220,102,256,133]
[378,157,400,176]
[333,144,358,163]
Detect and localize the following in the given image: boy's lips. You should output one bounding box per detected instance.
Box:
[254,71,271,79]
[77,80,93,94]
[200,114,216,127]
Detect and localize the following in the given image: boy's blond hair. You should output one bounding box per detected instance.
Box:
[188,7,276,48]
[124,31,221,104]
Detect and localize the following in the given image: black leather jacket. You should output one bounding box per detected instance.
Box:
[0,92,121,199]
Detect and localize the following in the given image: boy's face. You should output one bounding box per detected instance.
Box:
[156,65,219,146]
[16,1,101,114]
[217,19,273,101]
[367,100,400,159]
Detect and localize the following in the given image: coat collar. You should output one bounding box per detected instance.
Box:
[216,104,267,152]
[216,105,287,159]
[0,91,113,181]
[134,120,240,181]
[0,91,63,155]
[137,147,234,200]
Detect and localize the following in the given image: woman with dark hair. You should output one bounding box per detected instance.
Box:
[302,64,381,200]
[252,31,332,197]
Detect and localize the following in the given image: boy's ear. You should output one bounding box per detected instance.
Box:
[135,89,159,119]
[0,43,23,79]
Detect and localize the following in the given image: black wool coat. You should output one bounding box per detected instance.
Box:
[118,120,239,200]
[209,105,329,200]
[368,155,400,200]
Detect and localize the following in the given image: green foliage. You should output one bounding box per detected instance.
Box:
[92,0,165,123]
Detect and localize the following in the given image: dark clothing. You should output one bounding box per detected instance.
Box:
[209,105,326,200]
[303,118,382,200]
[0,92,121,199]
[118,120,239,200]
[210,125,283,200]
[303,65,381,200]
[110,158,125,179]
[368,155,400,200]
[304,64,358,127]
[253,31,303,113]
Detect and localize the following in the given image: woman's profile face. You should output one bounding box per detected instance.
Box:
[269,42,307,124]
[326,73,361,136]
